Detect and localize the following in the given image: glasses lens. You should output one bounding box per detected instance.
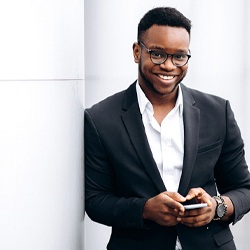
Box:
[173,54,189,66]
[150,51,167,64]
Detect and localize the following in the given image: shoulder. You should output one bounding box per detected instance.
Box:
[181,84,227,109]
[85,82,137,120]
[86,90,125,115]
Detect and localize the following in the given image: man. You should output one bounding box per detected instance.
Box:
[85,7,250,249]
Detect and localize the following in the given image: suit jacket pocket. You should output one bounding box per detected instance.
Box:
[197,139,221,154]
[213,227,235,248]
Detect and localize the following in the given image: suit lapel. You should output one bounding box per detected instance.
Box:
[178,84,200,195]
[120,83,200,195]
[121,83,166,193]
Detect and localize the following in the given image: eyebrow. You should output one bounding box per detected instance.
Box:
[150,45,189,54]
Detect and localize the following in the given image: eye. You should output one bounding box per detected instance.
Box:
[150,50,165,59]
[173,54,187,61]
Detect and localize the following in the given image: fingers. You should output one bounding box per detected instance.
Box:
[177,208,212,227]
[185,188,212,206]
[177,188,216,227]
[164,191,186,212]
[165,191,186,202]
[143,189,215,228]
[185,187,204,200]
[142,192,186,226]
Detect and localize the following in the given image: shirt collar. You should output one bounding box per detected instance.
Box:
[136,81,183,116]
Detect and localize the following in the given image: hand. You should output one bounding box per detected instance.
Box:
[177,187,216,227]
[143,191,186,226]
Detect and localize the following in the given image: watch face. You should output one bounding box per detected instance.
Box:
[217,204,225,218]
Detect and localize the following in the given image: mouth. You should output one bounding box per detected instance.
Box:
[157,74,176,80]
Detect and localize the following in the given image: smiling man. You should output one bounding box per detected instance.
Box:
[85,7,250,250]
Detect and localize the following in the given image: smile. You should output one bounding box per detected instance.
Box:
[158,74,175,80]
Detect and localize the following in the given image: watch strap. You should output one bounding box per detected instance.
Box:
[213,196,228,220]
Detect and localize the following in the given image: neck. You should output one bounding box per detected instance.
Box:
[142,84,179,107]
[140,84,179,125]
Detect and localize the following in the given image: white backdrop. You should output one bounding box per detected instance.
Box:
[0,1,84,249]
[85,0,250,249]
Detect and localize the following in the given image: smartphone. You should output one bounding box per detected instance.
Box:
[183,203,207,210]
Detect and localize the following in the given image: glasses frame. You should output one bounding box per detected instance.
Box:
[138,41,191,67]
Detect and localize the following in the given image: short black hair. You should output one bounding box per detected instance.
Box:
[137,7,191,41]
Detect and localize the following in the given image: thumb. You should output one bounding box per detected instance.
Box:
[164,191,186,202]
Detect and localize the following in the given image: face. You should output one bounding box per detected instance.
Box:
[133,25,190,101]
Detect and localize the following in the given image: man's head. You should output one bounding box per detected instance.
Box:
[137,7,191,42]
[133,7,191,100]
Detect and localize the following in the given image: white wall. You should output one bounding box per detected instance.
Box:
[0,1,84,250]
[85,0,250,249]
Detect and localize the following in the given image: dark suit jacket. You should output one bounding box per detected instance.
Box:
[85,82,250,250]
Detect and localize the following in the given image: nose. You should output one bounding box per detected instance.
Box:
[159,56,176,71]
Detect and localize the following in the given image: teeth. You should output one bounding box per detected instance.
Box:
[158,74,175,80]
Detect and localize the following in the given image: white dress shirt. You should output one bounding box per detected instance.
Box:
[136,82,184,250]
[136,82,184,192]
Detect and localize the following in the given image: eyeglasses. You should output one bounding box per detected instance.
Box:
[138,41,191,67]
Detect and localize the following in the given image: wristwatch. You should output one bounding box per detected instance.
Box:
[213,196,228,220]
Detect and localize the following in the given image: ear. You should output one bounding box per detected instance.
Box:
[132,42,140,63]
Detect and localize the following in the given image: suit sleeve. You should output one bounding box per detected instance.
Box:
[84,110,147,229]
[215,101,250,224]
